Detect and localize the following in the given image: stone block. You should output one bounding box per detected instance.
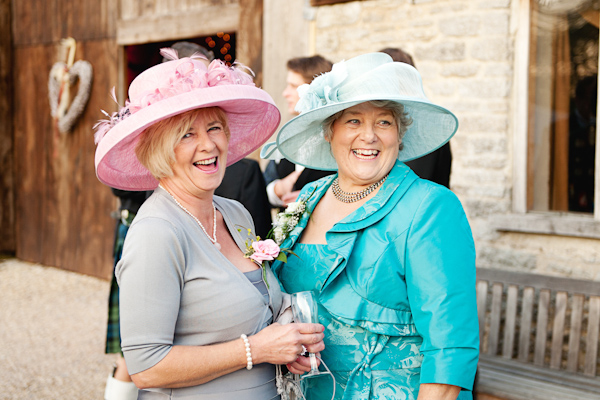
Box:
[404,28,438,42]
[480,12,509,35]
[470,38,510,61]
[441,63,480,77]
[459,79,511,99]
[415,42,466,61]
[477,246,537,270]
[478,0,510,9]
[429,3,468,13]
[462,198,511,218]
[315,34,340,54]
[315,2,362,28]
[466,154,508,169]
[425,80,457,96]
[461,115,509,133]
[439,16,480,37]
[484,62,512,77]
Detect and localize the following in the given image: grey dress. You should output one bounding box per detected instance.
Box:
[116,187,285,399]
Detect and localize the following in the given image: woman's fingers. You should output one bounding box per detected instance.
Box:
[287,356,313,374]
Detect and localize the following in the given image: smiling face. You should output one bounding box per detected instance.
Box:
[164,108,230,197]
[282,71,308,116]
[327,102,400,191]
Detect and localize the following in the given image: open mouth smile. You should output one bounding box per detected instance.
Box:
[193,156,218,172]
[352,149,380,160]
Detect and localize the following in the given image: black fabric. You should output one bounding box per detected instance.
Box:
[404,142,452,188]
[269,159,335,191]
[215,159,272,238]
[111,188,152,214]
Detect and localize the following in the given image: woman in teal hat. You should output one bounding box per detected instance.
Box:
[263,53,479,400]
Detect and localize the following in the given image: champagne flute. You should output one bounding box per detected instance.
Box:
[291,291,326,378]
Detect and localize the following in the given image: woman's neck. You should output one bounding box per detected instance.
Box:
[158,180,215,222]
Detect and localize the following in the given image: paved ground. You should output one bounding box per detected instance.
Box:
[0,258,115,399]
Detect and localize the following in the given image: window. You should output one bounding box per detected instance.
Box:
[526,0,598,214]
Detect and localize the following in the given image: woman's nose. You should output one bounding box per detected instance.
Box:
[195,132,217,151]
[359,124,377,142]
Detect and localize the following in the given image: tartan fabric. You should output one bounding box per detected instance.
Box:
[105,221,130,354]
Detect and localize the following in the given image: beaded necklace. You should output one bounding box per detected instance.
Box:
[158,184,220,250]
[331,173,389,203]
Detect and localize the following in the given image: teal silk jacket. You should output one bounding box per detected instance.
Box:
[272,161,479,394]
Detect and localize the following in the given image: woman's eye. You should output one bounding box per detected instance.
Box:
[208,125,222,132]
[379,120,392,126]
[347,119,360,124]
[182,132,193,139]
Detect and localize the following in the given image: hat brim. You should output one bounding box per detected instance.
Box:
[273,96,458,171]
[95,85,280,190]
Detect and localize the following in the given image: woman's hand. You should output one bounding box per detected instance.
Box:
[286,352,322,375]
[249,322,325,365]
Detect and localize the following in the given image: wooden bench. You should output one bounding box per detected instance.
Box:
[475,268,600,400]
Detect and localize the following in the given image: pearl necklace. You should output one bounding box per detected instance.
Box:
[158,184,221,250]
[331,173,389,203]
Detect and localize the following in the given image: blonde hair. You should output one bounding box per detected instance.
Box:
[321,101,412,151]
[135,107,229,180]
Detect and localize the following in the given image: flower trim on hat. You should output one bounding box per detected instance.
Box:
[294,60,348,114]
[93,48,256,144]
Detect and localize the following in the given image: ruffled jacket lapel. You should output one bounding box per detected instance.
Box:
[273,161,419,292]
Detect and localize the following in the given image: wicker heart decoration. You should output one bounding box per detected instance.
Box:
[48,60,93,133]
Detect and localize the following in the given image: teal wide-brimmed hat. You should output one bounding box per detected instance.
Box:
[261,52,458,171]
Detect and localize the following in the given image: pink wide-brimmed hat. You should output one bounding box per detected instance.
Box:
[94,48,281,190]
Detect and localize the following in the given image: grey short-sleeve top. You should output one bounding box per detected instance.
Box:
[116,188,285,399]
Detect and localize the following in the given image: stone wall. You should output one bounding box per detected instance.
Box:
[310,0,600,281]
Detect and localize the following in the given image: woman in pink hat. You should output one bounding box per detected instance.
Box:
[94,48,324,399]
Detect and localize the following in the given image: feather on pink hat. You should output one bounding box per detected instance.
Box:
[94,48,280,190]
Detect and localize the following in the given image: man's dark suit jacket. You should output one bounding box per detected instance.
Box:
[264,159,335,192]
[215,158,272,238]
[405,142,452,188]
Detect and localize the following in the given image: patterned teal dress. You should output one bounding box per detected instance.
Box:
[273,162,479,400]
[281,244,424,400]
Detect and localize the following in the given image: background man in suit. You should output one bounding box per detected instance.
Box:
[264,55,335,207]
[379,47,453,188]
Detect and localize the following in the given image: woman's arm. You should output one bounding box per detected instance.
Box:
[131,322,325,389]
[417,384,460,400]
[404,185,479,391]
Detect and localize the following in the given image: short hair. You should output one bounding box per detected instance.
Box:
[287,55,333,83]
[135,107,229,180]
[164,41,215,63]
[321,101,412,151]
[379,47,416,68]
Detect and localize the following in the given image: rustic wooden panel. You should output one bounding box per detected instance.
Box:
[583,296,600,376]
[12,0,118,46]
[237,0,263,87]
[14,40,118,279]
[518,287,535,362]
[477,280,489,350]
[0,0,14,253]
[488,283,503,356]
[502,285,518,358]
[566,294,584,372]
[477,268,600,297]
[311,0,360,5]
[550,292,567,369]
[116,4,240,45]
[534,289,550,366]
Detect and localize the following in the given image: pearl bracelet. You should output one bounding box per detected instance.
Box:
[241,334,253,370]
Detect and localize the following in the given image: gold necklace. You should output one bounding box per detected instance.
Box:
[158,184,221,250]
[331,173,389,203]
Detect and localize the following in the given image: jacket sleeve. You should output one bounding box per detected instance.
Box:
[404,185,479,390]
[116,217,185,375]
